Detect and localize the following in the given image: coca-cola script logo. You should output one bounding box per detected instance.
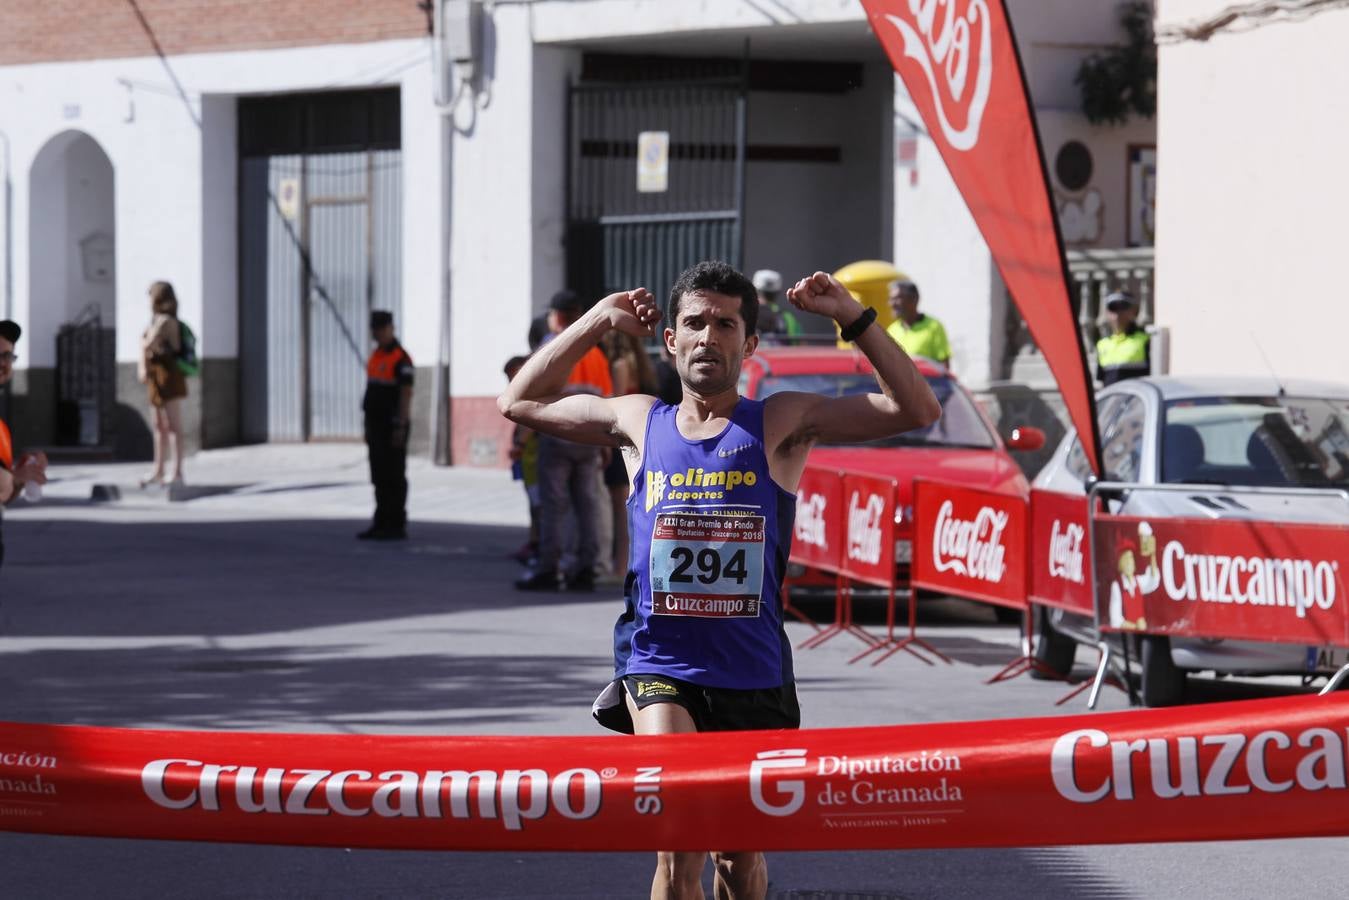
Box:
[795,492,829,550]
[847,491,886,565]
[881,0,993,152]
[932,500,1008,582]
[1047,519,1085,584]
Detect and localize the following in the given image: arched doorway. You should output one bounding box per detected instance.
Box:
[28,130,115,447]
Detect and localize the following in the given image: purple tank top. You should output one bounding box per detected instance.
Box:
[612,397,796,689]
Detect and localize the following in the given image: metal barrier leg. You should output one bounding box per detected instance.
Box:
[799,577,878,651]
[985,607,1067,685]
[1319,662,1349,695]
[781,579,820,631]
[863,587,951,667]
[1052,641,1130,707]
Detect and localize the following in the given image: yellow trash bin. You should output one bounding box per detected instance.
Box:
[832,260,907,347]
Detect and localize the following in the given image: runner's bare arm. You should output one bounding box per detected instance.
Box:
[498,289,662,448]
[767,272,941,456]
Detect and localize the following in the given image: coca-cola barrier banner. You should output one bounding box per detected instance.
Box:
[792,465,845,572]
[1093,514,1349,646]
[860,0,1101,475]
[840,471,897,587]
[912,479,1026,610]
[1028,490,1094,616]
[5,695,1349,849]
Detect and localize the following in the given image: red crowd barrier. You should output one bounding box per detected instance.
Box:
[5,695,1349,850]
[789,466,948,665]
[790,465,876,653]
[1092,512,1349,645]
[1028,489,1094,618]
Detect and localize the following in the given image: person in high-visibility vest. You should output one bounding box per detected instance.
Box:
[750,269,801,345]
[885,279,951,367]
[360,310,415,541]
[1096,290,1150,385]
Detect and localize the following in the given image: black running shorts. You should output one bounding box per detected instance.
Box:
[596,674,800,734]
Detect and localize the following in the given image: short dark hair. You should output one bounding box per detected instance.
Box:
[503,354,529,377]
[891,280,919,300]
[668,261,758,336]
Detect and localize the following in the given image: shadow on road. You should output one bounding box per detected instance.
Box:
[2,517,613,638]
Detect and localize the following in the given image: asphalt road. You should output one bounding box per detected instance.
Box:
[0,447,1342,899]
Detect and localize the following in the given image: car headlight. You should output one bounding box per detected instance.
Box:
[894,539,913,564]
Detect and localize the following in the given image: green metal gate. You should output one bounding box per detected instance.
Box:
[566,59,748,306]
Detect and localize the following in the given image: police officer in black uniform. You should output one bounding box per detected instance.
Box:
[360,310,414,540]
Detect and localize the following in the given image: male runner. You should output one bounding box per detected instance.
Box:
[498,261,940,899]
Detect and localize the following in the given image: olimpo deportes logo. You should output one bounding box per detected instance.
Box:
[880,0,994,151]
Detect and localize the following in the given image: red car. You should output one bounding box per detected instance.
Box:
[739,346,1044,607]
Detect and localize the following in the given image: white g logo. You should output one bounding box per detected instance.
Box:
[748,749,809,817]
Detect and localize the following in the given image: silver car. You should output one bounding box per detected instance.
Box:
[1031,375,1349,705]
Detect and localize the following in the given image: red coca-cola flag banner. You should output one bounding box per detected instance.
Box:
[6,695,1349,849]
[860,0,1101,475]
[791,465,845,572]
[1092,513,1349,646]
[840,471,897,587]
[1028,489,1094,616]
[912,479,1027,610]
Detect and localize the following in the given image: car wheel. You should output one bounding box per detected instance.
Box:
[1031,605,1076,680]
[1140,635,1186,707]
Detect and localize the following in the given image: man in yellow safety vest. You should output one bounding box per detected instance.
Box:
[1096,290,1150,386]
[885,279,951,367]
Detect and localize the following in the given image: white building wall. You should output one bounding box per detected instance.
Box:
[529,0,862,42]
[892,105,997,385]
[446,5,546,400]
[1155,1,1349,381]
[0,37,436,368]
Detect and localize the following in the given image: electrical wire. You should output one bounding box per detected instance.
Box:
[1155,0,1349,43]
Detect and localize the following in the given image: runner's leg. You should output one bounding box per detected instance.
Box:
[626,692,706,900]
[709,851,767,900]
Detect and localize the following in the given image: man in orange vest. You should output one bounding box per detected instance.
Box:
[360,310,414,541]
[516,291,614,590]
[0,320,49,569]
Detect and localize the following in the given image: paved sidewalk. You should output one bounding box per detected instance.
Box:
[19,443,532,528]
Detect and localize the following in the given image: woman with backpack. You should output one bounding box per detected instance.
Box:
[137,280,188,487]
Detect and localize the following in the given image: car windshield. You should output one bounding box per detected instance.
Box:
[1162,396,1349,487]
[755,373,995,449]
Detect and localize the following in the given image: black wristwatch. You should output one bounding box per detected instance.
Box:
[839,306,878,342]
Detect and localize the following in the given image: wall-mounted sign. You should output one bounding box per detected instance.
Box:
[1127,145,1156,247]
[636,131,669,193]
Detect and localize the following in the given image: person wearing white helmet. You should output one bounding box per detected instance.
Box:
[751,268,800,344]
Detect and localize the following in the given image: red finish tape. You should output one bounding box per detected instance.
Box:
[3,695,1349,850]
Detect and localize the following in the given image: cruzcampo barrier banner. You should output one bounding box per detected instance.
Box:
[860,0,1102,475]
[5,695,1349,849]
[1092,513,1349,645]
